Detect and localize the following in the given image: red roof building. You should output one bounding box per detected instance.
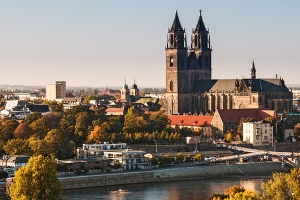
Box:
[211,109,276,135]
[168,115,213,137]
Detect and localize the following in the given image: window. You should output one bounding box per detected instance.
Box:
[170,81,173,92]
[170,56,174,67]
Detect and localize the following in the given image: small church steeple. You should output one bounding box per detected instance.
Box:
[121,78,130,101]
[251,61,256,79]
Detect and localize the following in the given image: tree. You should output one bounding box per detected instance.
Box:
[44,129,73,159]
[123,106,146,133]
[28,136,51,156]
[3,139,32,156]
[47,100,64,113]
[211,185,261,200]
[261,168,300,200]
[0,117,19,149]
[87,125,109,143]
[9,155,62,200]
[294,123,300,141]
[24,112,43,125]
[13,123,33,139]
[105,115,124,134]
[83,94,95,104]
[224,132,233,142]
[144,110,169,133]
[194,153,203,161]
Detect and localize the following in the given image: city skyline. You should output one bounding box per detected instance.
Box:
[1,1,299,88]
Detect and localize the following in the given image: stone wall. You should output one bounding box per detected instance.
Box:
[59,162,290,190]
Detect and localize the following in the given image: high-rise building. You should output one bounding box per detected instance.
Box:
[46,81,66,100]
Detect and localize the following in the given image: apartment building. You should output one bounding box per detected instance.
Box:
[243,121,273,146]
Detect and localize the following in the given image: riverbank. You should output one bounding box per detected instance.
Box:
[59,161,291,190]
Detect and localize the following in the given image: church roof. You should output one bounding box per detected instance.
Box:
[192,78,290,93]
[170,11,183,31]
[195,10,207,32]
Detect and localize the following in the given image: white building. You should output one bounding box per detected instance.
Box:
[243,121,273,146]
[77,143,127,159]
[103,150,148,170]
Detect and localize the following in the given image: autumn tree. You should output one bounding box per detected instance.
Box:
[28,136,51,156]
[44,129,73,159]
[211,185,261,200]
[13,123,33,139]
[9,155,62,200]
[105,115,124,134]
[123,106,146,133]
[24,112,43,125]
[30,113,62,139]
[143,110,169,133]
[0,117,19,149]
[46,100,64,113]
[87,125,109,143]
[261,168,300,200]
[294,123,300,141]
[74,111,91,144]
[83,94,95,104]
[3,139,32,156]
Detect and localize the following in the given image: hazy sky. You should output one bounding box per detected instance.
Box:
[1,1,299,88]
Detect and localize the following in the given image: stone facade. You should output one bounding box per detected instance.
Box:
[165,11,293,115]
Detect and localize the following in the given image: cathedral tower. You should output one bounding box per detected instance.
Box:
[165,11,188,115]
[190,10,212,76]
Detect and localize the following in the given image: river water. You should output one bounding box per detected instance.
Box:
[61,175,271,200]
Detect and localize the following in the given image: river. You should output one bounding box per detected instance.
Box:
[61,175,271,200]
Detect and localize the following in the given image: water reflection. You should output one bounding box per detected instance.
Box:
[62,176,270,200]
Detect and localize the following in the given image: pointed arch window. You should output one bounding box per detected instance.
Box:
[195,35,198,47]
[170,56,174,67]
[170,80,173,92]
[170,34,174,46]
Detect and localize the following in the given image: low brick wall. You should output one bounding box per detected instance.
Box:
[59,162,290,190]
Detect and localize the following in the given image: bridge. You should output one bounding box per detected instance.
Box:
[209,144,300,168]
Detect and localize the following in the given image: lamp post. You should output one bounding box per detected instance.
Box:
[272,137,277,152]
[153,139,157,153]
[193,137,198,152]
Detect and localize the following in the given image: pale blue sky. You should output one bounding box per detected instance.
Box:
[0,1,299,88]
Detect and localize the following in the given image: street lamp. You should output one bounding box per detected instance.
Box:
[272,137,277,152]
[193,137,198,152]
[153,139,157,153]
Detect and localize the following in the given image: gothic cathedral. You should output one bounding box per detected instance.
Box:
[165,11,293,115]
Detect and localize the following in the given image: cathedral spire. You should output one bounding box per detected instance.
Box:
[167,10,186,49]
[170,10,183,31]
[191,10,210,50]
[251,60,256,79]
[195,10,207,32]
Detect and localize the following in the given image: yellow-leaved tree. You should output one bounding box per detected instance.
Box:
[9,155,62,200]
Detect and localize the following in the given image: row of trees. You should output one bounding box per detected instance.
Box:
[0,102,194,159]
